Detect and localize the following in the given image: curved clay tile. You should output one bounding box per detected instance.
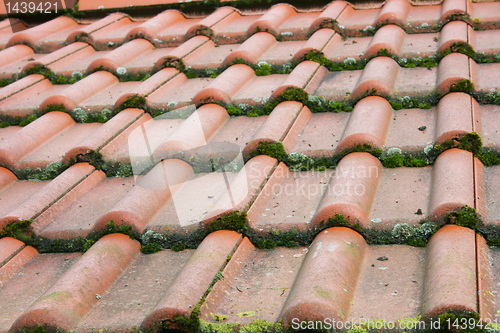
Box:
[434,92,477,144]
[335,96,392,153]
[0,163,96,230]
[428,148,475,221]
[39,71,118,112]
[280,227,367,325]
[271,60,328,99]
[141,230,242,330]
[243,101,304,157]
[192,64,255,106]
[152,104,228,162]
[7,16,78,50]
[153,36,214,71]
[440,0,471,22]
[94,159,193,233]
[66,13,130,45]
[0,45,33,69]
[186,7,241,40]
[313,152,382,228]
[0,237,38,287]
[114,68,180,108]
[375,0,412,27]
[352,56,400,100]
[126,10,186,41]
[438,20,472,53]
[436,52,475,95]
[364,24,406,58]
[421,225,477,320]
[63,108,145,164]
[247,4,297,37]
[87,38,154,73]
[310,1,349,32]
[10,234,140,332]
[0,112,74,170]
[223,32,276,66]
[293,28,340,61]
[22,42,92,74]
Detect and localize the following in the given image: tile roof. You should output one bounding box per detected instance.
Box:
[2,0,500,332]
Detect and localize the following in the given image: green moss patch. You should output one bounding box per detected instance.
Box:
[0,220,138,253]
[447,206,481,230]
[140,212,247,253]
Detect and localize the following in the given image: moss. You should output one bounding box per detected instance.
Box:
[119,94,146,110]
[457,132,482,155]
[0,219,33,244]
[449,42,475,58]
[447,206,481,230]
[25,65,56,80]
[450,79,474,93]
[226,105,244,116]
[210,313,229,322]
[171,243,187,252]
[31,221,139,254]
[376,48,393,58]
[239,320,282,333]
[254,62,272,76]
[16,161,68,181]
[249,141,287,161]
[381,154,404,168]
[17,325,65,333]
[0,78,13,87]
[140,242,161,254]
[42,103,67,113]
[208,211,247,234]
[19,114,38,126]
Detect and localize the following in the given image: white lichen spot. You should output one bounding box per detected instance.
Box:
[344,57,357,65]
[73,108,89,123]
[363,25,374,32]
[424,144,434,155]
[116,67,127,75]
[107,41,114,47]
[98,5,104,9]
[421,22,429,28]
[391,223,415,241]
[71,71,83,79]
[280,31,293,37]
[371,218,382,223]
[387,147,402,156]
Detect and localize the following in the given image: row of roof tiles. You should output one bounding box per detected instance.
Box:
[0,225,497,332]
[0,92,497,172]
[1,0,500,52]
[1,21,500,81]
[0,147,496,240]
[1,52,497,118]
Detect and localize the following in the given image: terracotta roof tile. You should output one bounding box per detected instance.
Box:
[2,1,500,330]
